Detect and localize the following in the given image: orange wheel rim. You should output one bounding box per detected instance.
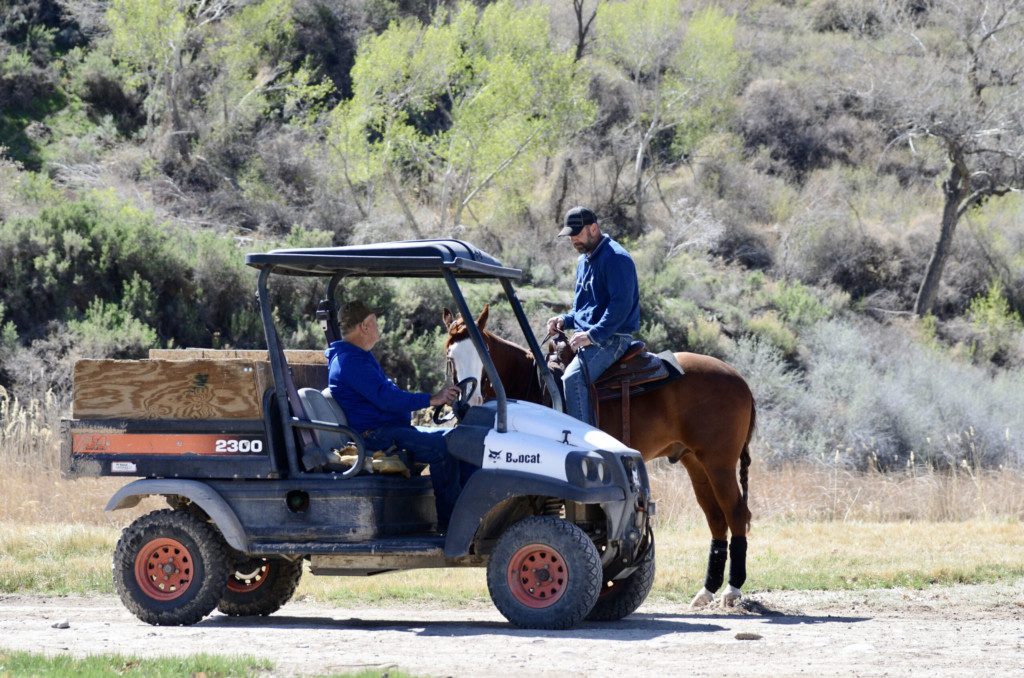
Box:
[133,537,194,601]
[507,543,567,609]
[226,559,271,593]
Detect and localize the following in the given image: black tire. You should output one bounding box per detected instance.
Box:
[586,539,655,621]
[113,509,231,626]
[217,557,303,617]
[486,516,602,630]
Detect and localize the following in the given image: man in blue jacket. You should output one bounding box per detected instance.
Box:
[546,206,640,426]
[327,300,463,529]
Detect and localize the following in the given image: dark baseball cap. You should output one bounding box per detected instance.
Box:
[558,206,597,236]
[339,300,378,332]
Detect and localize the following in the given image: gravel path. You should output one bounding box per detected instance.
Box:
[2,584,1023,677]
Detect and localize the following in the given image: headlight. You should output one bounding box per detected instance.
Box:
[581,456,607,483]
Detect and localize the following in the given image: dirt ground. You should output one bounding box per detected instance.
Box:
[1,584,1023,677]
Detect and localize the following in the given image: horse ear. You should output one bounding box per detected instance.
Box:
[442,308,454,329]
[476,304,489,330]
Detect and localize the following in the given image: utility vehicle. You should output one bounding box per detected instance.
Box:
[62,240,654,629]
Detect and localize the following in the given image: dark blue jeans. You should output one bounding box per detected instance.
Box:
[562,334,633,425]
[362,425,469,529]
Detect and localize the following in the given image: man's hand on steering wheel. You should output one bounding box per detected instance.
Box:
[429,385,460,407]
[431,377,478,424]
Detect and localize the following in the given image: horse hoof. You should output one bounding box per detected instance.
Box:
[689,588,715,608]
[721,585,743,607]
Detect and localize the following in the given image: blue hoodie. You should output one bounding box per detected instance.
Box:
[560,235,640,345]
[325,340,430,432]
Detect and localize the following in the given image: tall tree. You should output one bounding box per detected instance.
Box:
[107,0,236,164]
[327,0,593,232]
[871,0,1024,316]
[593,0,740,227]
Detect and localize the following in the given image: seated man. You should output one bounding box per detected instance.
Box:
[326,300,463,530]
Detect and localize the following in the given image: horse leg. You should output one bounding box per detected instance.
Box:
[679,454,730,608]
[704,464,750,607]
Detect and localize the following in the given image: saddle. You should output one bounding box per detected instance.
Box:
[588,341,684,446]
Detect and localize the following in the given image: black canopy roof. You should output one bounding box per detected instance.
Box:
[245,239,522,280]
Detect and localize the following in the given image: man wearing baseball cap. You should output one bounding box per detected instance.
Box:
[327,300,465,530]
[547,206,640,425]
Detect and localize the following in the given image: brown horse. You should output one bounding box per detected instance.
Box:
[443,305,756,607]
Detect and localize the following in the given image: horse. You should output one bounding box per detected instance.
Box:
[442,305,756,608]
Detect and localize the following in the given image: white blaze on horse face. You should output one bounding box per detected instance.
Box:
[449,337,484,406]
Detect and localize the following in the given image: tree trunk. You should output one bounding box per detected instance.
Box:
[572,0,596,63]
[167,43,191,165]
[385,167,422,237]
[914,163,963,316]
[633,118,657,228]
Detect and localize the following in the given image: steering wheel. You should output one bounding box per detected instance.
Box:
[431,377,478,424]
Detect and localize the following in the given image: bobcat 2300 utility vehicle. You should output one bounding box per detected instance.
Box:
[62,240,655,630]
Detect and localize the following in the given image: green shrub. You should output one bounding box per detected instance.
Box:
[770,279,829,327]
[746,311,798,356]
[810,0,883,36]
[67,297,157,358]
[966,281,1024,365]
[685,315,728,357]
[749,318,1024,470]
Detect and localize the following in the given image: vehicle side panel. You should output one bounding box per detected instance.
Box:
[443,470,625,558]
[62,418,277,479]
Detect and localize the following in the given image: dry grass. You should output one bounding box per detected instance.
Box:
[648,458,1024,524]
[2,390,1023,599]
[4,390,1023,526]
[3,519,1021,600]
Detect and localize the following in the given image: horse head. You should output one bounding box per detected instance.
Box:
[442,304,490,406]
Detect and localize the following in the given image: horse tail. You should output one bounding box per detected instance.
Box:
[738,399,755,532]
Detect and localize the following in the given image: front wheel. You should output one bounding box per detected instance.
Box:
[586,538,655,621]
[217,556,304,617]
[486,516,602,630]
[113,509,231,626]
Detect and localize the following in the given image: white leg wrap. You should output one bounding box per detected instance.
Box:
[689,588,715,608]
[721,584,743,607]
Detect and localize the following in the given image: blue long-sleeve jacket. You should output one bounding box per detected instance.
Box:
[326,341,430,432]
[560,235,640,345]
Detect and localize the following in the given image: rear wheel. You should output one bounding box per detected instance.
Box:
[217,557,304,617]
[113,509,231,626]
[486,516,601,630]
[586,538,655,621]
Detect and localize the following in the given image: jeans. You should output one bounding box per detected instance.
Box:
[562,334,633,426]
[362,425,467,530]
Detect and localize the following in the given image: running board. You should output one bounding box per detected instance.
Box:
[249,536,487,573]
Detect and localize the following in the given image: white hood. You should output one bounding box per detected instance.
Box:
[480,400,638,481]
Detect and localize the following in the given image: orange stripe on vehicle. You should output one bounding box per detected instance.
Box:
[72,433,248,455]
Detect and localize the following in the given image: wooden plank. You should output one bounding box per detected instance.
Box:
[149,348,326,364]
[252,362,329,400]
[73,360,261,420]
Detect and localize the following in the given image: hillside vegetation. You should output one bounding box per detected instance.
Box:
[1,0,1023,473]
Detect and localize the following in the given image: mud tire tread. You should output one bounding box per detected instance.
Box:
[486,516,601,630]
[113,509,231,626]
[586,541,655,621]
[217,557,304,617]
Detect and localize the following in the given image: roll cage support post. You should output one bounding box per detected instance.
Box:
[258,267,303,477]
[500,278,565,414]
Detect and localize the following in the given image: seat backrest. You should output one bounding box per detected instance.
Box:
[297,387,349,450]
